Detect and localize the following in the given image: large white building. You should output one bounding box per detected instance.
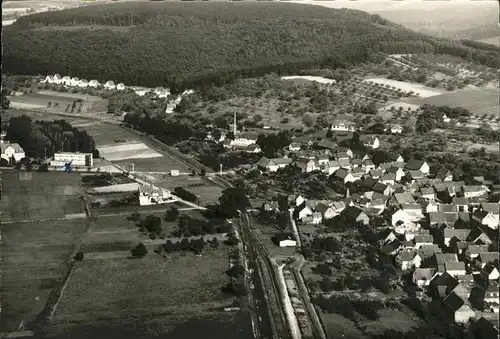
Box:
[138,184,176,206]
[50,152,93,167]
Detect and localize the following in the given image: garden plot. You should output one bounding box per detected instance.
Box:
[363,78,444,97]
[98,142,162,161]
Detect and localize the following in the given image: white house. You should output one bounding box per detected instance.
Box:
[70,77,81,87]
[288,143,302,152]
[413,268,437,287]
[154,87,170,98]
[78,79,89,88]
[0,143,25,162]
[361,136,380,149]
[442,114,451,123]
[472,211,499,229]
[275,233,297,247]
[52,74,63,84]
[256,157,292,172]
[295,158,319,173]
[330,120,355,132]
[43,75,54,84]
[324,160,341,175]
[51,152,93,167]
[104,81,116,90]
[391,209,412,227]
[481,264,500,281]
[61,76,71,85]
[88,79,100,88]
[138,184,175,206]
[134,87,148,96]
[229,133,258,148]
[116,83,126,91]
[390,125,403,134]
[298,205,313,220]
[463,186,489,198]
[404,159,430,175]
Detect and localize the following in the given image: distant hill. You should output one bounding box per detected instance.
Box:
[292,0,499,43]
[3,2,499,91]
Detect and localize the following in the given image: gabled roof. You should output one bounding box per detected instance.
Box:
[438,204,457,213]
[408,170,425,179]
[435,253,458,265]
[394,192,415,205]
[274,232,295,242]
[436,168,453,180]
[405,159,427,171]
[481,203,500,214]
[482,263,499,275]
[445,261,466,272]
[334,168,351,179]
[380,173,396,181]
[1,142,24,153]
[452,197,469,206]
[443,228,471,240]
[473,210,491,220]
[342,206,366,220]
[386,166,404,174]
[421,187,435,196]
[477,252,498,265]
[317,139,337,150]
[443,292,466,312]
[369,169,384,178]
[414,268,436,281]
[414,234,433,243]
[463,185,487,193]
[466,245,490,255]
[315,203,331,214]
[396,250,416,262]
[402,203,422,211]
[372,182,389,193]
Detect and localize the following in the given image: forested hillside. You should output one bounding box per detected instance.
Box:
[3,2,499,91]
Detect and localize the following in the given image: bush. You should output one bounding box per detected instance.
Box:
[131,243,148,258]
[174,187,198,202]
[74,252,84,261]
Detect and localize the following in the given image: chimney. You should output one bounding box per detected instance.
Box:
[345,187,350,199]
[233,111,237,136]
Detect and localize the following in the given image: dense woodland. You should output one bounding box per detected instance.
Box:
[3,2,498,91]
[4,115,98,160]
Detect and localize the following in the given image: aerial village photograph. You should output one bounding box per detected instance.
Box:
[0,0,499,339]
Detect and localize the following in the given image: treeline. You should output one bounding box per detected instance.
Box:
[124,114,193,145]
[5,115,99,159]
[4,3,498,91]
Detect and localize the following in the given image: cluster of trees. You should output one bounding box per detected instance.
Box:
[204,187,251,219]
[171,215,231,238]
[124,114,194,145]
[129,213,165,238]
[426,154,500,184]
[131,243,148,258]
[256,130,292,157]
[173,187,198,203]
[160,236,220,256]
[4,2,497,91]
[258,209,289,230]
[5,115,99,159]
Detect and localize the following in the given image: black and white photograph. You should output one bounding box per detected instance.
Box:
[1,0,499,338]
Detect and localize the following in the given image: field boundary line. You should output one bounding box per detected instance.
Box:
[47,263,77,323]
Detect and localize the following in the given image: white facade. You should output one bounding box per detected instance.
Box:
[78,80,89,88]
[331,122,355,132]
[51,152,93,167]
[116,83,126,91]
[104,81,116,90]
[0,143,25,162]
[231,137,256,147]
[279,239,297,247]
[88,80,100,88]
[138,184,176,206]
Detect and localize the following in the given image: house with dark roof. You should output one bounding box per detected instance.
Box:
[464,245,490,262]
[466,227,493,246]
[256,156,293,172]
[443,292,475,324]
[295,158,319,173]
[421,187,436,200]
[395,250,422,271]
[360,135,379,149]
[481,263,500,281]
[475,252,499,269]
[472,210,498,230]
[372,182,391,196]
[341,206,369,225]
[317,139,337,150]
[443,228,471,247]
[413,268,438,287]
[452,197,470,212]
[404,159,430,175]
[436,168,453,182]
[333,168,356,184]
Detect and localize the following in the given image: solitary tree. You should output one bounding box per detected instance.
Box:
[131,243,148,258]
[164,206,180,222]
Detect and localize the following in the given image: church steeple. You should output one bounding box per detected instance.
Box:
[233,111,237,136]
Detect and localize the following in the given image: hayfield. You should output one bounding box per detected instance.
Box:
[0,219,88,331]
[52,249,232,323]
[404,86,500,117]
[0,171,84,222]
[8,91,107,114]
[363,78,444,97]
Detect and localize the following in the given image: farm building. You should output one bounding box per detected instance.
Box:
[0,142,25,162]
[138,184,175,206]
[330,120,355,132]
[274,233,297,247]
[50,152,93,167]
[117,83,126,91]
[104,81,116,90]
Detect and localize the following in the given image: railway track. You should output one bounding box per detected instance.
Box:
[241,213,292,339]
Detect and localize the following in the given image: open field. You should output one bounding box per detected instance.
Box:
[98,142,163,161]
[363,78,444,97]
[9,91,108,114]
[51,249,241,333]
[0,219,88,331]
[0,171,84,222]
[404,86,500,117]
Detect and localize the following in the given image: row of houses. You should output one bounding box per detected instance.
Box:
[41,74,193,100]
